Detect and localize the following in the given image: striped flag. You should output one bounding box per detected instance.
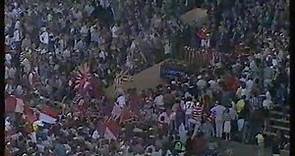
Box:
[73,63,93,94]
[104,119,120,140]
[119,108,137,124]
[38,105,60,124]
[5,95,24,114]
[23,105,38,124]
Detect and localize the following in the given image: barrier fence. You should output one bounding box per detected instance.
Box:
[184,46,222,67]
[183,45,252,67]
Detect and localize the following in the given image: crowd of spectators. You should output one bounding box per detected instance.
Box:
[5,0,289,156]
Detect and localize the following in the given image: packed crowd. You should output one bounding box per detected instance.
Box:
[5,0,289,156]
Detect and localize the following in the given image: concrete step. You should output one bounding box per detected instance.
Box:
[269,111,290,117]
[264,131,289,139]
[269,118,289,124]
[269,125,290,131]
[280,149,290,156]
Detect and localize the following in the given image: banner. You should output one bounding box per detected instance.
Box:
[160,64,186,80]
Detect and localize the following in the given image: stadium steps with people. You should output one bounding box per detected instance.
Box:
[264,106,290,155]
[265,106,289,137]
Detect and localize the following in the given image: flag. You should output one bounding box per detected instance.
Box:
[119,109,137,124]
[38,105,60,124]
[104,119,120,140]
[73,63,93,93]
[5,95,24,114]
[23,105,38,124]
[5,95,17,113]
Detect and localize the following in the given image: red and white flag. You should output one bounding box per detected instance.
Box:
[119,109,137,124]
[23,105,38,124]
[104,119,120,140]
[74,63,92,92]
[38,105,60,124]
[5,95,24,114]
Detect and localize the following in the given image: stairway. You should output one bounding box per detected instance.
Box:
[264,106,290,156]
[266,106,290,138]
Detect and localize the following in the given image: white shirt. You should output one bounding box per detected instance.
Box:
[229,108,238,120]
[185,101,194,115]
[5,54,12,64]
[197,79,207,90]
[63,48,71,58]
[5,84,14,94]
[116,95,126,108]
[154,95,164,106]
[272,59,278,66]
[262,99,272,109]
[236,87,247,98]
[80,25,89,36]
[158,112,170,124]
[208,80,217,88]
[164,40,171,54]
[21,58,31,73]
[40,31,49,44]
[246,79,253,96]
[7,67,16,79]
[5,35,11,45]
[246,80,253,90]
[92,130,100,140]
[5,67,8,79]
[13,29,21,42]
[239,77,246,83]
[210,105,226,121]
[266,91,272,100]
[256,133,264,144]
[5,119,12,131]
[99,51,106,60]
[30,132,37,143]
[111,25,119,38]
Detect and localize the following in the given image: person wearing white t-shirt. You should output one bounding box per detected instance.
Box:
[210,102,226,138]
[92,130,100,140]
[5,53,12,66]
[245,78,253,99]
[13,28,21,42]
[184,100,194,129]
[158,111,170,124]
[39,28,49,49]
[111,24,119,38]
[256,132,265,156]
[262,98,272,110]
[236,85,247,99]
[154,94,164,107]
[116,95,126,108]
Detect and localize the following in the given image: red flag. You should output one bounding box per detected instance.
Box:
[104,119,120,140]
[120,109,137,124]
[23,106,38,124]
[5,95,17,113]
[40,105,60,118]
[5,95,24,114]
[74,63,92,94]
